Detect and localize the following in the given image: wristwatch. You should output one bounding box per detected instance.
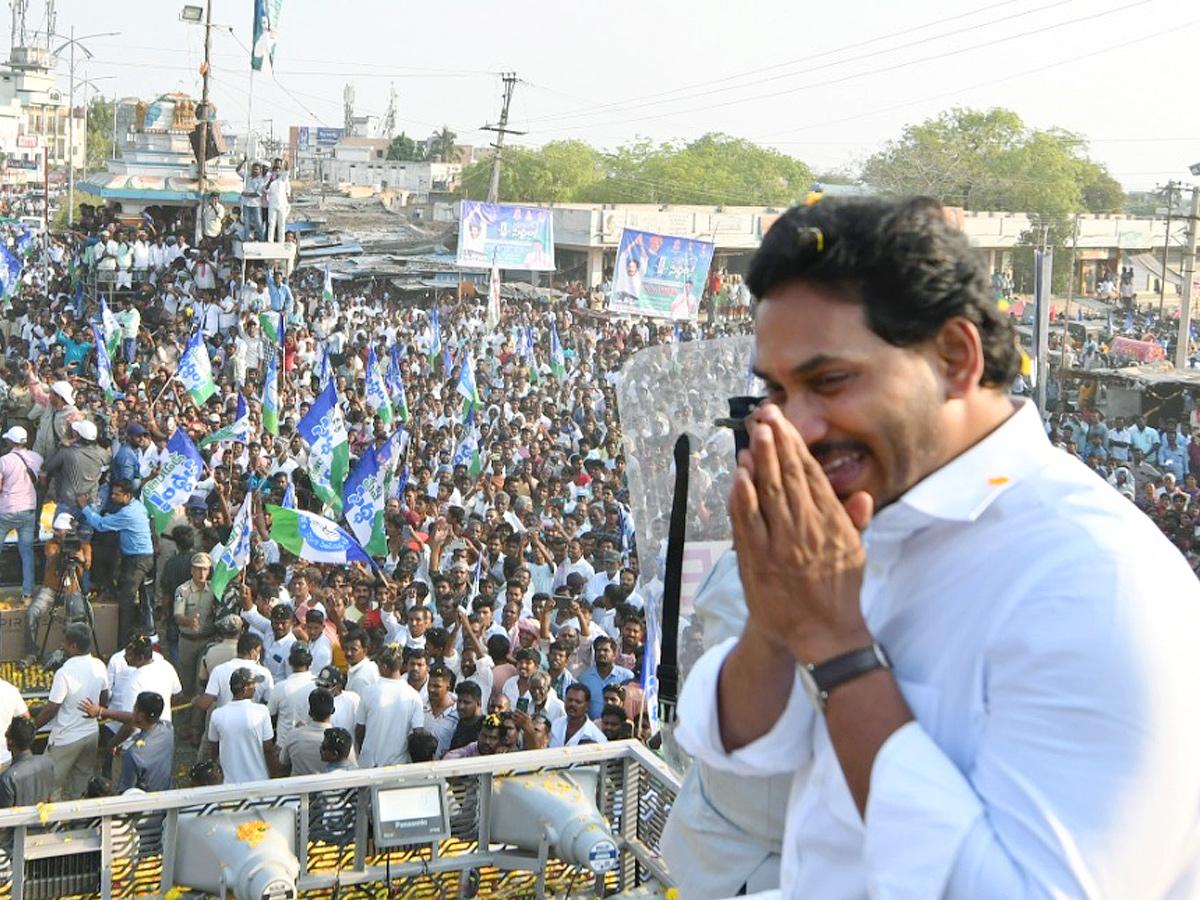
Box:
[799,642,891,714]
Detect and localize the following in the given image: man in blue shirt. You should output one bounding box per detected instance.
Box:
[577,636,633,719]
[111,424,149,494]
[82,478,155,647]
[268,270,295,318]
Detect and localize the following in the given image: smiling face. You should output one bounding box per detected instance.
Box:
[753,282,948,510]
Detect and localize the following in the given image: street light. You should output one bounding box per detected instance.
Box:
[181,2,214,245]
[76,76,115,181]
[51,27,120,226]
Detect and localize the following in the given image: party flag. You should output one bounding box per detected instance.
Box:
[364,346,393,424]
[342,445,388,557]
[298,380,350,514]
[267,505,372,566]
[177,330,216,406]
[91,323,119,402]
[262,348,280,435]
[200,393,250,447]
[211,491,253,600]
[142,429,204,534]
[549,321,566,380]
[322,259,335,303]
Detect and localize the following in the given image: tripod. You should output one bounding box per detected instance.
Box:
[38,552,100,662]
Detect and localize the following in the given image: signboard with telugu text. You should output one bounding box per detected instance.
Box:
[609,227,715,320]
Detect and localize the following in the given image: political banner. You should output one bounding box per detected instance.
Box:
[609,228,715,321]
[268,505,372,566]
[457,201,555,271]
[251,0,284,74]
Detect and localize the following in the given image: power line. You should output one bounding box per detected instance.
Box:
[755,14,1198,143]
[535,0,1153,137]
[524,0,1075,127]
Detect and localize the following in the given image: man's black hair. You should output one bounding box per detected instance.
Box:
[308,688,336,721]
[134,691,165,722]
[456,680,482,703]
[237,632,263,656]
[746,196,1020,388]
[407,728,438,763]
[5,716,35,750]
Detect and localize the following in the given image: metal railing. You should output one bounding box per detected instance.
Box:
[0,740,680,900]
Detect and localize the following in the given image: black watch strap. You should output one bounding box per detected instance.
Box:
[807,643,891,704]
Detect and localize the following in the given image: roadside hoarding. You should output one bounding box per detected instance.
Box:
[457,201,555,271]
[609,227,715,320]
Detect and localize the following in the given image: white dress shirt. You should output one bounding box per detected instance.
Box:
[676,401,1200,900]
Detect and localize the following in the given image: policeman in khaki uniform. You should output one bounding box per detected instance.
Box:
[173,552,216,740]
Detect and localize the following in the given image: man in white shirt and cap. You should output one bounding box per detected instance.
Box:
[676,197,1200,900]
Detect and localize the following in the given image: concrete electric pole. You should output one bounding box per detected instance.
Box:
[1174,185,1200,369]
[482,72,523,204]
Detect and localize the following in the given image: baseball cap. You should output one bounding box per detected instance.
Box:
[229,667,264,693]
[71,420,97,442]
[51,381,75,404]
[315,665,346,689]
[2,426,26,444]
[186,496,208,512]
[126,424,147,437]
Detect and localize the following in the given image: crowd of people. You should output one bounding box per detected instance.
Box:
[0,185,1197,813]
[0,188,754,806]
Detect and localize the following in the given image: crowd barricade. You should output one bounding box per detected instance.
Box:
[0,740,679,900]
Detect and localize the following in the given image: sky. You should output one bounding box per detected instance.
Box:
[37,0,1200,193]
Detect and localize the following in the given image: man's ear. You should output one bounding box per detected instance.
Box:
[931,317,985,399]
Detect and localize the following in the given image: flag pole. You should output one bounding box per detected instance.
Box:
[151,374,176,406]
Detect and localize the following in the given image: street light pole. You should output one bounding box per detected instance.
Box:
[52,28,119,227]
[194,0,213,245]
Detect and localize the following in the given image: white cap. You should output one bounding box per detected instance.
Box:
[2,426,27,444]
[50,381,75,404]
[53,512,74,530]
[71,419,98,442]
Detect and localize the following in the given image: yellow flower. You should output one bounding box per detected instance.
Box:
[236,820,271,848]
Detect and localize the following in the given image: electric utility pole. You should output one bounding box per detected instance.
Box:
[1174,185,1200,369]
[482,72,523,203]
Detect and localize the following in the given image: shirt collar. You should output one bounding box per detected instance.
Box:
[871,400,1049,529]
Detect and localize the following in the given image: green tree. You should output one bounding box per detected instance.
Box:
[85,96,118,171]
[427,126,457,162]
[387,132,421,161]
[590,134,812,206]
[460,140,606,202]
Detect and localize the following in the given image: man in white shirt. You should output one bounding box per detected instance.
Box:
[33,624,108,799]
[208,667,273,783]
[343,630,380,696]
[548,684,606,747]
[355,644,424,767]
[268,643,316,752]
[675,198,1200,900]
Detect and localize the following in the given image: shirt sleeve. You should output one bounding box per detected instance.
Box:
[674,637,816,778]
[865,589,1200,900]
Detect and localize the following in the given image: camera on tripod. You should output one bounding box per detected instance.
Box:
[60,528,84,562]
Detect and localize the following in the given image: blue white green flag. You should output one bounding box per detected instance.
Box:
[91,323,119,402]
[100,297,121,359]
[259,311,285,347]
[267,504,372,566]
[549,321,566,380]
[342,444,387,557]
[364,346,393,425]
[453,405,484,477]
[262,348,280,435]
[200,393,250,448]
[142,429,204,535]
[211,491,253,600]
[429,305,442,367]
[456,348,482,408]
[298,380,350,514]
[177,331,216,406]
[322,260,334,303]
[387,344,408,423]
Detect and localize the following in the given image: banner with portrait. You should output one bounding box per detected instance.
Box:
[456,201,556,271]
[609,228,715,321]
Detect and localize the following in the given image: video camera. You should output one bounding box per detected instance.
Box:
[59,528,85,565]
